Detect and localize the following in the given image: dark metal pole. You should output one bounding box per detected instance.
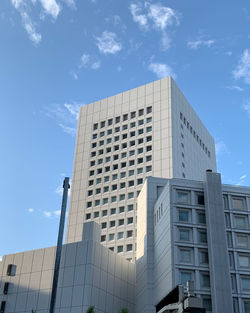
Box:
[49,177,70,313]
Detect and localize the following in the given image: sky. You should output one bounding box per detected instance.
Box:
[1,0,250,259]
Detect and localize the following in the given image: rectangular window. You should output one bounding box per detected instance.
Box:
[119,219,124,226]
[1,301,6,313]
[201,273,210,287]
[137,168,143,174]
[104,176,109,182]
[244,301,250,313]
[146,165,152,172]
[126,244,133,251]
[232,198,245,210]
[129,160,135,166]
[95,188,101,194]
[146,117,152,123]
[87,201,92,208]
[137,178,143,185]
[127,217,133,224]
[123,113,128,121]
[7,264,13,276]
[101,235,106,242]
[138,119,144,125]
[109,233,114,241]
[241,277,250,290]
[179,228,191,242]
[97,177,102,184]
[234,215,248,229]
[112,174,118,180]
[179,248,192,263]
[122,124,128,130]
[110,208,116,215]
[94,211,99,218]
[103,198,108,205]
[197,212,206,224]
[196,193,205,205]
[129,150,135,156]
[101,222,107,229]
[178,210,190,222]
[102,210,107,216]
[119,206,125,213]
[198,231,207,243]
[103,186,109,193]
[115,116,120,123]
[128,204,133,211]
[146,106,152,114]
[239,254,250,267]
[118,232,124,239]
[146,126,152,132]
[100,131,105,137]
[139,108,144,116]
[120,182,126,189]
[111,196,117,203]
[95,199,100,206]
[138,128,144,135]
[120,172,126,178]
[128,180,134,187]
[128,192,134,199]
[177,191,189,204]
[127,230,133,237]
[199,250,209,264]
[117,245,123,253]
[93,123,98,130]
[120,194,125,201]
[110,220,115,227]
[180,271,192,285]
[131,111,136,118]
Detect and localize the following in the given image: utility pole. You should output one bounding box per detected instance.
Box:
[49,177,70,313]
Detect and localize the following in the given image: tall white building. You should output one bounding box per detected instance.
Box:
[66,77,217,261]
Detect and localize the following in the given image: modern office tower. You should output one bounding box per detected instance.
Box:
[66,77,217,261]
[136,171,250,313]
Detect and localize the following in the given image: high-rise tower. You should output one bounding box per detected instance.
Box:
[66,77,217,261]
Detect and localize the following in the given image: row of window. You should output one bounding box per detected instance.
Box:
[86,215,134,227]
[224,196,248,211]
[180,112,211,158]
[180,270,210,289]
[179,247,208,265]
[93,106,152,130]
[101,230,133,242]
[90,136,152,158]
[176,190,205,205]
[108,243,133,253]
[88,166,152,187]
[87,205,134,218]
[227,232,250,249]
[225,213,250,230]
[90,153,152,168]
[91,135,152,150]
[86,191,137,208]
[88,180,144,196]
[89,157,151,176]
[178,227,207,243]
[92,118,152,139]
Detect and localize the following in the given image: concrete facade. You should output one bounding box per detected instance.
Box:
[0,222,135,313]
[66,77,217,261]
[136,173,250,313]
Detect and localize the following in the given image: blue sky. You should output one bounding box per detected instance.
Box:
[1,0,250,258]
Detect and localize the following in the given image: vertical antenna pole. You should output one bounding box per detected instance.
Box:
[49,177,70,313]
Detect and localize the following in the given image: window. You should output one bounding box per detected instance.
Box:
[110,208,116,215]
[121,152,127,158]
[94,211,99,218]
[138,158,143,164]
[128,204,133,211]
[146,165,152,172]
[244,301,250,313]
[109,247,114,251]
[88,190,93,196]
[99,149,104,155]
[128,192,134,199]
[146,106,152,114]
[137,178,143,185]
[138,119,144,125]
[234,215,248,229]
[92,133,97,139]
[103,186,109,192]
[199,250,209,264]
[196,193,205,205]
[138,138,143,144]
[104,176,109,182]
[146,117,152,123]
[137,168,143,174]
[1,301,6,313]
[97,168,102,174]
[146,145,152,152]
[131,111,136,118]
[100,131,105,137]
[130,140,135,146]
[130,131,136,137]
[239,255,250,267]
[98,158,103,164]
[108,118,113,126]
[129,170,134,176]
[114,145,119,151]
[138,129,144,135]
[129,150,135,156]
[129,160,135,166]
[101,222,107,229]
[114,136,119,142]
[139,108,144,116]
[127,230,133,237]
[128,180,134,187]
[122,124,128,130]
[91,151,96,157]
[179,248,192,263]
[115,116,120,123]
[120,182,126,189]
[126,244,133,251]
[113,164,118,170]
[241,277,250,290]
[146,135,152,142]
[89,170,94,176]
[109,233,115,241]
[122,133,127,140]
[110,220,115,227]
[177,191,189,204]
[203,299,212,312]
[90,160,95,166]
[100,121,105,128]
[96,188,101,194]
[112,184,117,191]
[119,219,124,226]
[120,194,125,201]
[102,210,107,217]
[119,206,125,213]
[198,231,207,243]
[115,127,120,133]
[146,126,152,132]
[96,175,102,183]
[123,113,128,121]
[89,180,94,186]
[95,199,100,206]
[138,148,143,154]
[105,166,110,172]
[93,123,98,130]
[117,246,123,253]
[197,212,206,224]
[87,201,92,208]
[112,174,118,180]
[99,140,104,146]
[179,228,191,242]
[121,162,126,168]
[232,197,245,210]
[103,198,108,205]
[178,210,190,222]
[111,196,117,203]
[180,271,192,285]
[120,172,126,178]
[127,217,133,224]
[201,273,210,287]
[118,232,124,239]
[107,129,112,135]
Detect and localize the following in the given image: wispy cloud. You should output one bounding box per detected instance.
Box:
[62,0,76,9]
[226,85,244,92]
[39,0,61,19]
[43,210,61,218]
[96,31,122,55]
[148,62,176,79]
[129,2,180,50]
[28,208,35,213]
[233,49,250,84]
[243,100,250,118]
[45,102,83,136]
[215,138,229,157]
[235,174,247,186]
[187,39,215,50]
[79,53,101,69]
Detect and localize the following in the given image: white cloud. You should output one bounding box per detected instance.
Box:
[79,54,101,70]
[54,210,61,217]
[11,0,24,9]
[243,101,250,118]
[21,11,42,45]
[129,3,148,29]
[62,0,76,9]
[226,85,244,91]
[187,39,215,50]
[147,3,179,30]
[39,0,61,19]
[46,102,83,136]
[233,49,250,84]
[43,210,61,218]
[80,54,90,67]
[28,208,34,213]
[70,71,78,80]
[91,61,100,69]
[215,139,229,157]
[236,174,247,186]
[96,31,122,55]
[43,211,52,218]
[148,62,176,79]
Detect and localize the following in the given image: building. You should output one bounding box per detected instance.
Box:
[66,77,217,261]
[1,172,250,313]
[136,171,250,313]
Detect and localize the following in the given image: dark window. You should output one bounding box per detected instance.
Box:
[123,114,128,121]
[93,123,98,130]
[106,147,111,153]
[7,264,13,276]
[115,116,120,123]
[1,301,6,313]
[131,111,136,118]
[108,118,113,126]
[3,283,9,295]
[139,109,144,116]
[147,106,152,114]
[100,121,105,128]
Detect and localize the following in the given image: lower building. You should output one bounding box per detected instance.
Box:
[1,171,250,313]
